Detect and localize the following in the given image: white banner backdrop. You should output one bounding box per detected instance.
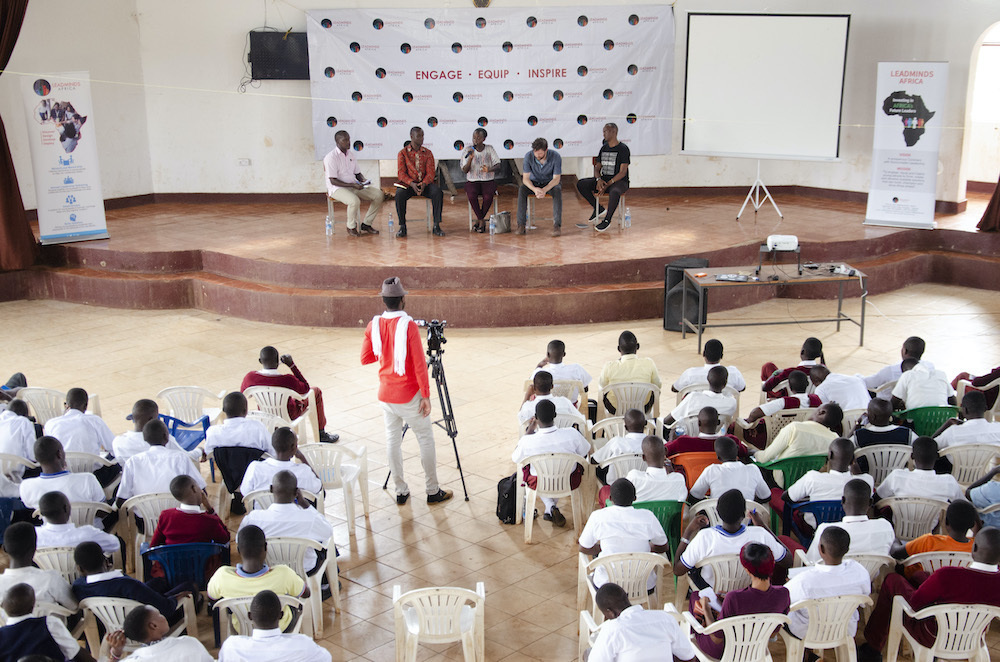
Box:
[307,7,674,161]
[865,62,948,229]
[21,71,108,245]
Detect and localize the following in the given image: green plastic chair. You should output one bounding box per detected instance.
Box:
[754,454,828,530]
[632,500,686,563]
[894,406,959,437]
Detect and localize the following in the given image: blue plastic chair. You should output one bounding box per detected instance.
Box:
[143,542,229,591]
[159,413,214,481]
[786,500,845,549]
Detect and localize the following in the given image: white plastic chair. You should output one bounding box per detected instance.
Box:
[32,500,112,528]
[853,444,912,485]
[517,411,589,441]
[596,453,646,486]
[674,385,741,420]
[688,497,773,530]
[265,535,339,637]
[940,443,1000,488]
[214,594,304,644]
[244,385,320,444]
[157,386,225,425]
[759,379,814,404]
[577,551,668,623]
[80,595,197,655]
[119,492,177,579]
[514,452,586,544]
[522,378,588,416]
[64,451,121,499]
[734,407,813,446]
[841,408,867,436]
[0,453,38,481]
[681,608,789,662]
[899,551,972,575]
[589,417,658,453]
[597,381,660,421]
[956,376,1000,422]
[298,442,369,536]
[34,546,82,585]
[694,553,752,595]
[246,410,290,435]
[875,497,948,542]
[780,594,872,662]
[885,595,1000,662]
[392,582,485,662]
[242,488,323,514]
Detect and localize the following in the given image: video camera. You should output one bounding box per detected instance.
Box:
[414,319,447,353]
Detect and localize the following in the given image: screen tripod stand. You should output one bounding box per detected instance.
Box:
[382,340,470,501]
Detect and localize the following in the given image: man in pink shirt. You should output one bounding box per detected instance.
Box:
[323,130,383,237]
[361,277,452,505]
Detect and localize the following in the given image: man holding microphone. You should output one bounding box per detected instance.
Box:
[361,277,452,506]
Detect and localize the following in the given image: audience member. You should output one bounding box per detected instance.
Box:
[111,399,191,464]
[585,582,696,662]
[205,392,272,455]
[932,390,1000,448]
[950,363,1000,409]
[672,339,747,393]
[532,339,591,403]
[750,403,843,464]
[0,583,92,662]
[875,437,964,502]
[149,475,230,547]
[104,605,212,660]
[207,526,308,633]
[239,427,322,497]
[690,437,769,503]
[19,436,104,510]
[664,407,748,458]
[623,436,688,503]
[890,500,979,586]
[850,398,916,448]
[218,590,332,662]
[783,438,874,506]
[809,365,871,411]
[598,331,661,414]
[0,523,77,612]
[36,491,118,555]
[518,370,579,424]
[592,409,647,483]
[0,400,36,472]
[862,526,1000,660]
[806,479,894,563]
[744,370,820,425]
[694,543,790,660]
[967,465,1000,528]
[116,419,206,505]
[510,400,590,527]
[861,336,931,400]
[761,337,824,399]
[578,478,669,591]
[239,471,333,574]
[891,358,955,410]
[663,366,737,430]
[785,526,871,640]
[42,388,114,458]
[241,346,336,444]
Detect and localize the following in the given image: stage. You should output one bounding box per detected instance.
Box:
[5,185,999,327]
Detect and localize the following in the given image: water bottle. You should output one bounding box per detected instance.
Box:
[624,207,632,228]
[387,212,394,236]
[673,425,686,439]
[489,214,496,236]
[324,215,332,236]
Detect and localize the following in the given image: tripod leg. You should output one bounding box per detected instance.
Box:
[431,357,470,501]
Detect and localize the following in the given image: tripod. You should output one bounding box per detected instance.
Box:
[382,344,470,501]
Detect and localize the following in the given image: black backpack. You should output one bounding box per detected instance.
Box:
[496,472,517,524]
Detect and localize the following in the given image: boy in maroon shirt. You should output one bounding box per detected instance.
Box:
[150,475,230,548]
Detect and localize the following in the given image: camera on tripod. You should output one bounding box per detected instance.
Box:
[414,319,447,353]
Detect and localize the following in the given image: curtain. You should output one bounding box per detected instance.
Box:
[0,0,37,271]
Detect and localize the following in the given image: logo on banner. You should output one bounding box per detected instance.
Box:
[527,116,538,126]
[69,213,77,222]
[476,17,486,29]
[478,116,488,126]
[65,194,76,204]
[58,155,73,166]
[376,68,386,79]
[882,90,936,147]
[453,92,463,103]
[578,16,589,27]
[64,176,73,184]
[352,92,363,102]
[424,18,435,29]
[504,139,514,150]
[321,18,332,28]
[377,117,387,127]
[629,14,640,25]
[577,115,587,125]
[452,43,462,53]
[326,117,337,127]
[503,91,514,102]
[349,42,360,53]
[553,90,564,101]
[502,42,513,53]
[324,67,335,78]
[603,89,614,100]
[402,92,413,103]
[353,141,364,151]
[454,140,464,151]
[427,117,438,127]
[604,40,615,51]
[553,41,564,52]
[373,18,383,29]
[628,64,638,76]
[578,66,588,77]
[33,79,51,96]
[553,139,563,149]
[401,43,411,54]
[626,113,637,124]
[527,16,538,28]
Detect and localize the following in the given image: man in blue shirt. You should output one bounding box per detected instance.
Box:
[517,138,562,236]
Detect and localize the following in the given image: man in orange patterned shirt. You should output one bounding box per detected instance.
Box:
[395,127,444,237]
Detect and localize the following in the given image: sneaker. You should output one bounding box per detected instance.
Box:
[595,218,612,232]
[347,227,361,237]
[360,224,380,235]
[427,489,453,504]
[551,228,561,237]
[318,431,340,444]
[396,492,410,505]
[543,507,567,527]
[588,206,607,221]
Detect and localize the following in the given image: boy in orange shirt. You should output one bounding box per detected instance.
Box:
[889,499,979,586]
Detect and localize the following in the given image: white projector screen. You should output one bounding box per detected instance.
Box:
[682,13,850,161]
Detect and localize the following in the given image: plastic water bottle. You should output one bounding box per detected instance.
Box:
[673,425,686,439]
[387,212,394,236]
[624,207,632,228]
[324,215,332,236]
[489,214,496,236]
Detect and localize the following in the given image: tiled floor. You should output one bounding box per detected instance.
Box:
[2,282,1000,660]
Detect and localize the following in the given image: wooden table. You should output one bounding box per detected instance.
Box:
[681,263,867,352]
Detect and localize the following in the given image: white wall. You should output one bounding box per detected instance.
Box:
[967,24,1000,183]
[3,0,1000,207]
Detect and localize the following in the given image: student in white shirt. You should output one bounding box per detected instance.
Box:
[663,366,737,430]
[786,526,871,639]
[586,583,697,662]
[37,491,119,555]
[116,419,206,505]
[532,339,592,403]
[891,358,955,411]
[785,438,874,504]
[511,400,590,526]
[218,589,332,662]
[42,387,114,457]
[933,390,1000,449]
[806,479,895,563]
[239,428,323,497]
[593,409,648,483]
[518,370,580,424]
[19,436,105,509]
[809,365,871,412]
[0,523,77,612]
[624,436,688,503]
[239,470,333,573]
[579,478,669,590]
[690,436,770,503]
[875,437,964,503]
[105,604,213,661]
[671,338,746,393]
[0,400,36,472]
[850,398,917,449]
[861,336,931,400]
[112,398,196,464]
[205,392,273,455]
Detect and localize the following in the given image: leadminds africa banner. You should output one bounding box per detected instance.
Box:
[307,7,674,160]
[865,62,948,229]
[21,71,108,244]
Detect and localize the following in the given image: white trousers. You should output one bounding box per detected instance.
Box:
[330,185,384,229]
[382,392,439,496]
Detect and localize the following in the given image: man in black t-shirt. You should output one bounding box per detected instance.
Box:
[575,123,630,232]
